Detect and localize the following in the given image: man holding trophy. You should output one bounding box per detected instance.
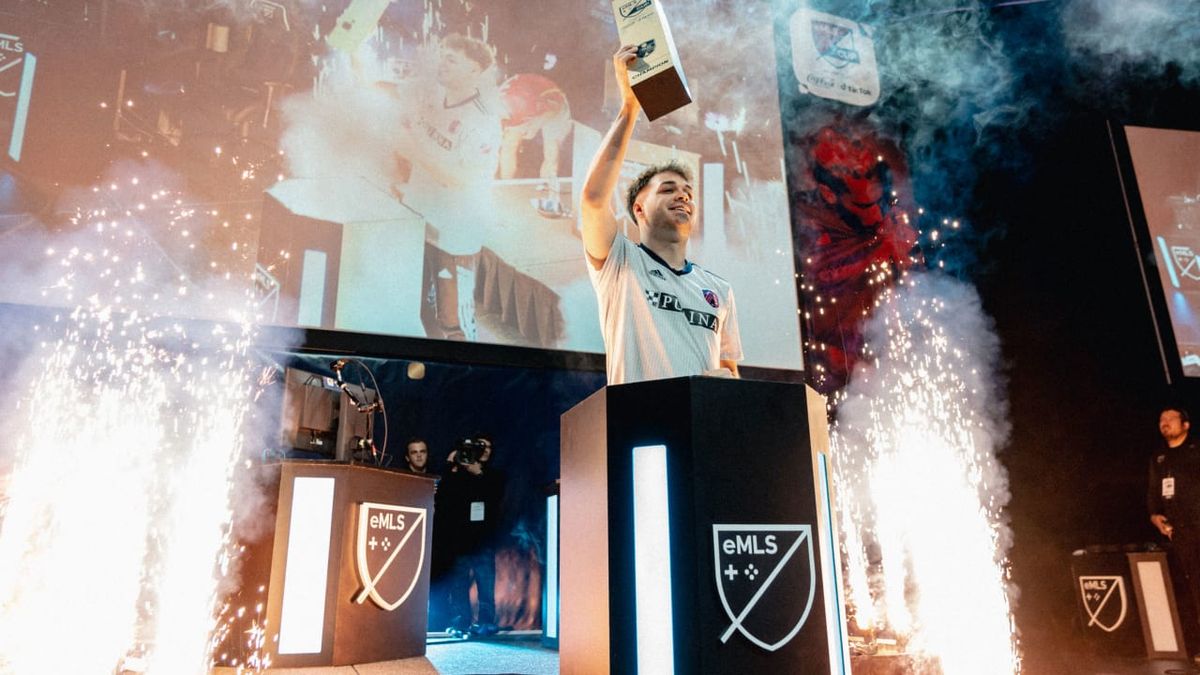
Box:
[580,44,742,385]
[388,34,502,341]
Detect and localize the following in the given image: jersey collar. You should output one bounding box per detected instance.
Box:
[638,243,693,276]
[444,89,482,110]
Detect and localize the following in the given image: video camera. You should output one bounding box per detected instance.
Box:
[453,437,491,466]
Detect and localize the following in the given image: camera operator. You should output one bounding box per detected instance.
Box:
[437,434,506,636]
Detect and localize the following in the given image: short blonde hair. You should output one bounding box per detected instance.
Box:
[442,33,494,71]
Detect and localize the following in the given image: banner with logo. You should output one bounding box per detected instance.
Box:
[788,8,879,107]
[770,1,921,393]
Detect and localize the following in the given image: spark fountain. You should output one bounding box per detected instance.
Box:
[831,271,1020,674]
[0,166,267,674]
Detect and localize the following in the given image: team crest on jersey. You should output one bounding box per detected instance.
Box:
[702,289,720,309]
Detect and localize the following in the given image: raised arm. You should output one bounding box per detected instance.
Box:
[580,45,641,268]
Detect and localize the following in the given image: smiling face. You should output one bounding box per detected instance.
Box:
[633,171,695,243]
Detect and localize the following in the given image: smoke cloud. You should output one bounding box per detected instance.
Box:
[871,2,1026,151]
[1061,0,1200,88]
[278,56,409,185]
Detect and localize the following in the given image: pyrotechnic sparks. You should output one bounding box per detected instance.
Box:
[832,272,1018,674]
[704,109,748,156]
[0,167,267,674]
[725,178,790,258]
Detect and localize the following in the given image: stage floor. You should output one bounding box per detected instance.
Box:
[1021,653,1200,675]
[211,634,558,675]
[212,647,1200,675]
[211,635,1200,674]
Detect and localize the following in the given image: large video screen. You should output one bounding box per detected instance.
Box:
[1124,125,1200,377]
[0,0,802,369]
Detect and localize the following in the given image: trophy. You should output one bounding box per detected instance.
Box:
[326,0,392,53]
[611,0,692,121]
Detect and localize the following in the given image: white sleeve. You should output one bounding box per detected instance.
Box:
[720,285,744,362]
[586,233,631,297]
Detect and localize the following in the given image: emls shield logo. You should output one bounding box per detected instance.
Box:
[712,524,816,652]
[1079,575,1127,632]
[354,502,428,611]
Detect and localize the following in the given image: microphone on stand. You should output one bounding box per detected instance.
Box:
[328,358,385,466]
[330,359,365,406]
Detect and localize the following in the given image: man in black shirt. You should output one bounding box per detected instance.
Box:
[438,435,506,636]
[1149,405,1200,656]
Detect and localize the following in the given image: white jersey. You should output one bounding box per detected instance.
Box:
[589,235,743,385]
[401,87,500,255]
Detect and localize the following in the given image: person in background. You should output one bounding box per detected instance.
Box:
[403,437,431,474]
[437,435,506,636]
[1149,405,1200,661]
[387,34,502,341]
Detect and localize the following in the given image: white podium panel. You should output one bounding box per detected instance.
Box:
[259,177,425,336]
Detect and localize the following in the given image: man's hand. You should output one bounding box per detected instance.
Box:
[613,44,641,112]
[1151,514,1174,539]
[463,461,484,476]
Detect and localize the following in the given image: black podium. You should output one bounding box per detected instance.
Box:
[1071,548,1187,659]
[1071,549,1147,657]
[216,461,435,669]
[560,377,847,674]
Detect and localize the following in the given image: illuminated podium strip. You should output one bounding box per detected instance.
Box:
[632,444,675,674]
[277,476,338,655]
[6,47,36,162]
[1128,552,1187,659]
[544,489,560,649]
[560,377,849,674]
